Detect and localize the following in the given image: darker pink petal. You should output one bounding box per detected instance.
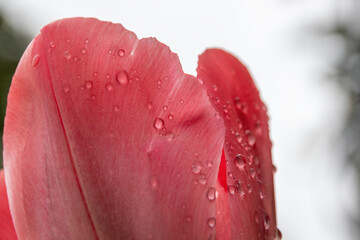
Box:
[198,49,277,239]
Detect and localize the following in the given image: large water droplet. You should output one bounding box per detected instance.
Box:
[32,54,40,67]
[235,154,247,169]
[153,118,164,130]
[192,161,203,174]
[206,187,216,201]
[116,70,129,85]
[118,49,125,57]
[207,217,216,228]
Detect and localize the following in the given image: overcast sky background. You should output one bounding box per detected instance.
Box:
[0,0,357,239]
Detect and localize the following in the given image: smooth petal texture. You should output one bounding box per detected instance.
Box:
[4,18,226,239]
[197,49,277,239]
[0,170,17,240]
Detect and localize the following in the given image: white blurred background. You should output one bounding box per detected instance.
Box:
[0,0,359,239]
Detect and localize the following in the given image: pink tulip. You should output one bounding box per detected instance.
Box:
[1,18,278,239]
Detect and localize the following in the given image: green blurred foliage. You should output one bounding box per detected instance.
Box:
[0,14,30,169]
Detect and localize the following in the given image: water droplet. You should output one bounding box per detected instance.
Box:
[106,83,114,92]
[73,56,80,62]
[235,180,245,196]
[151,176,158,189]
[198,174,207,185]
[186,216,192,222]
[246,130,256,146]
[180,99,184,104]
[84,39,89,44]
[66,38,71,43]
[168,114,174,120]
[113,105,120,112]
[213,85,218,92]
[80,47,87,54]
[49,41,56,48]
[116,70,129,85]
[228,185,236,195]
[118,49,125,57]
[153,118,164,130]
[207,217,216,228]
[235,154,247,169]
[85,81,93,90]
[272,164,277,174]
[163,105,168,111]
[108,49,112,54]
[206,187,216,201]
[227,171,233,178]
[32,54,40,67]
[198,78,204,85]
[63,85,70,93]
[207,161,213,167]
[192,161,203,174]
[147,102,153,109]
[263,213,271,230]
[64,51,72,60]
[247,184,253,193]
[259,182,266,199]
[93,72,98,77]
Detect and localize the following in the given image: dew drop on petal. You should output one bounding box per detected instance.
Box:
[116,70,129,85]
[118,49,125,57]
[80,47,87,54]
[235,154,247,169]
[49,41,56,48]
[168,114,174,120]
[106,82,114,92]
[64,51,72,60]
[206,187,216,201]
[191,161,203,174]
[85,81,93,90]
[153,118,164,130]
[63,85,70,93]
[198,174,207,185]
[147,102,153,109]
[246,130,256,146]
[32,54,40,67]
[263,213,271,230]
[228,185,236,195]
[113,105,120,112]
[207,217,216,228]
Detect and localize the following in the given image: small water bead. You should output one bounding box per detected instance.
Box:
[147,102,153,109]
[91,95,96,100]
[206,187,216,201]
[32,54,40,67]
[212,85,218,92]
[84,39,89,44]
[247,184,253,193]
[235,181,245,196]
[180,99,184,104]
[250,168,256,179]
[118,49,125,57]
[108,49,112,54]
[186,216,192,222]
[93,72,98,77]
[73,56,80,62]
[85,81,93,89]
[207,161,213,167]
[163,105,168,111]
[151,176,158,189]
[235,154,247,169]
[49,41,56,48]
[106,83,114,92]
[64,51,72,60]
[168,114,174,120]
[80,47,87,54]
[113,105,120,112]
[198,174,207,185]
[207,217,216,228]
[63,85,70,93]
[228,185,236,195]
[227,171,233,178]
[275,228,282,240]
[66,38,71,43]
[191,161,203,174]
[263,213,271,230]
[153,118,164,130]
[259,183,266,199]
[116,70,129,85]
[246,130,256,146]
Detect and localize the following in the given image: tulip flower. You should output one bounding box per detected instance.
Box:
[1,18,279,239]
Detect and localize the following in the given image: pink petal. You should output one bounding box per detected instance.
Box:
[3,18,226,239]
[197,49,277,239]
[0,170,17,240]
